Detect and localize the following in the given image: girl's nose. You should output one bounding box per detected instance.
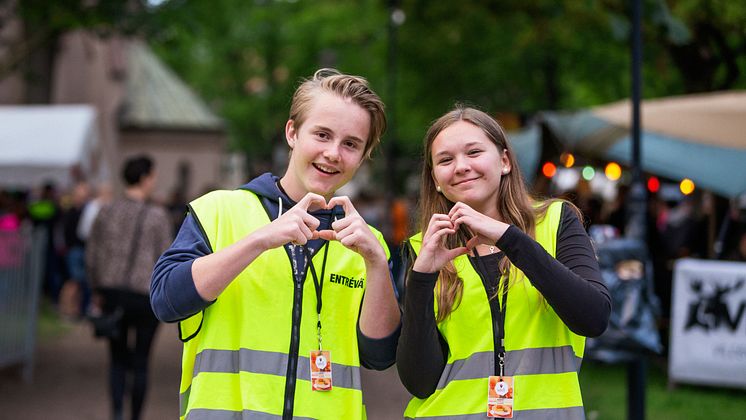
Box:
[454,156,470,173]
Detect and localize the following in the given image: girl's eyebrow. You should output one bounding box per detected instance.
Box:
[433,141,483,157]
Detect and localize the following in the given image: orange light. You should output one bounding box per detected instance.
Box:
[560,152,575,168]
[542,162,557,178]
[647,176,660,193]
[680,178,695,195]
[605,162,622,181]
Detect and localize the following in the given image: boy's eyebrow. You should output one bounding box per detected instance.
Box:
[313,124,365,144]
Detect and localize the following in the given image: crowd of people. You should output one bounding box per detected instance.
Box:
[561,182,746,333]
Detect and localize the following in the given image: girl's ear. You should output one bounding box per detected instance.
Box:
[501,149,511,174]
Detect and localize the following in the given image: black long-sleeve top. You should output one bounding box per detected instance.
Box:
[396,202,610,398]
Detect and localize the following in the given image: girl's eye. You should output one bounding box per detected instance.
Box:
[437,157,452,165]
[344,140,360,150]
[468,149,482,155]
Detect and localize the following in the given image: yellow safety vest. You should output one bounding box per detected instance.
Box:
[405,201,586,420]
[178,190,388,420]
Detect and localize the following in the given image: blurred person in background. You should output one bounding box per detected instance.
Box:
[28,181,64,303]
[725,228,746,262]
[0,190,24,270]
[60,181,92,318]
[86,155,172,420]
[151,69,400,419]
[77,182,113,242]
[0,190,21,231]
[397,106,610,419]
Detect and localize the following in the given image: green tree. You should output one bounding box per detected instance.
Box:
[145,0,746,188]
[147,0,388,174]
[0,0,154,102]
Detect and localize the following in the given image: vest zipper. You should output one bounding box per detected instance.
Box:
[469,257,502,376]
[282,265,306,420]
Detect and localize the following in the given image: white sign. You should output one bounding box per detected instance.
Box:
[669,258,746,389]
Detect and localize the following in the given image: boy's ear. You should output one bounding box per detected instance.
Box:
[285,119,297,149]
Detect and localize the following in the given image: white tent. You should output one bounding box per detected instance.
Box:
[0,105,100,189]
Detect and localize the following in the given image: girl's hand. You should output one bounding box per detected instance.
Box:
[412,213,470,273]
[448,202,510,247]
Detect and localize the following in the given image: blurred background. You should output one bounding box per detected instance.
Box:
[1,0,746,419]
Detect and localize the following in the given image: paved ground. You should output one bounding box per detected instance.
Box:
[0,319,410,419]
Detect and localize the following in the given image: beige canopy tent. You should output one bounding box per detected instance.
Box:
[543,90,746,198]
[592,91,746,150]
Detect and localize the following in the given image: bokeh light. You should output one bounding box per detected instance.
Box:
[542,162,557,178]
[680,178,695,195]
[582,166,595,181]
[560,152,575,168]
[647,176,660,193]
[604,162,622,181]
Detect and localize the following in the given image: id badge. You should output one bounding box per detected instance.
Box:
[310,350,332,391]
[487,376,514,418]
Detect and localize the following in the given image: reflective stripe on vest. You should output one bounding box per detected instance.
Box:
[404,201,586,419]
[187,408,316,420]
[178,190,387,420]
[405,406,586,420]
[435,347,581,390]
[188,348,362,390]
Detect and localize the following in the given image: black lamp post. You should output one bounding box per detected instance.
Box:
[626,1,647,419]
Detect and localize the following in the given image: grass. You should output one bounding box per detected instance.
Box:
[581,359,746,419]
[36,299,74,341]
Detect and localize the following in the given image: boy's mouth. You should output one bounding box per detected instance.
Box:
[313,163,340,175]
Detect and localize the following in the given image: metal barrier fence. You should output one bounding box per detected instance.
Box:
[0,226,45,382]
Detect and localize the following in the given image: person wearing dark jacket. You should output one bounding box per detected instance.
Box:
[151,69,400,420]
[396,106,610,419]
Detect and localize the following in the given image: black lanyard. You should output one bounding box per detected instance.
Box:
[305,244,330,312]
[473,248,509,376]
[301,207,337,349]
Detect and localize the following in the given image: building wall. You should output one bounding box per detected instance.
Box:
[52,31,127,190]
[0,4,26,104]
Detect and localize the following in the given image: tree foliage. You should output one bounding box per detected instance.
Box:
[0,0,153,100]
[145,0,388,166]
[3,0,744,185]
[144,0,745,177]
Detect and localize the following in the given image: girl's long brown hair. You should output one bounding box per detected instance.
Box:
[417,106,564,322]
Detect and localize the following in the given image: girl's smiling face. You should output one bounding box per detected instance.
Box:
[431,120,510,217]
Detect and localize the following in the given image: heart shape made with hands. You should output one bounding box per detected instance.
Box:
[446,216,482,251]
[293,193,359,241]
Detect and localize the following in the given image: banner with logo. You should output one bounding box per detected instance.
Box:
[669,258,746,389]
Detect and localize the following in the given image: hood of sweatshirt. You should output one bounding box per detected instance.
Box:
[239,172,339,222]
